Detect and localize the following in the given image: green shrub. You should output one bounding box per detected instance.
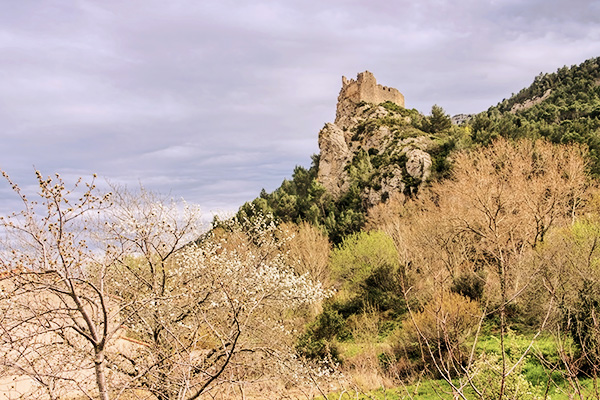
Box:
[330,230,399,296]
[296,305,347,363]
[569,279,600,369]
[451,270,486,301]
[470,353,543,400]
[379,101,403,113]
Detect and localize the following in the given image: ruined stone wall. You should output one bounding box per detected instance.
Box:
[317,72,428,200]
[335,71,404,126]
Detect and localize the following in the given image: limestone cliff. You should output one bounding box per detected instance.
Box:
[317,72,432,205]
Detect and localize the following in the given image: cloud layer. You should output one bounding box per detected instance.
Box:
[1,0,599,217]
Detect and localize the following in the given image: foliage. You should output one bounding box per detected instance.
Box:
[568,280,600,368]
[469,56,600,175]
[107,208,328,399]
[470,352,543,400]
[450,270,486,301]
[9,58,600,399]
[330,230,405,316]
[405,292,480,350]
[361,138,591,395]
[296,303,346,363]
[422,104,452,134]
[238,101,443,245]
[331,231,395,290]
[237,156,367,244]
[297,229,406,365]
[397,292,481,379]
[535,217,600,382]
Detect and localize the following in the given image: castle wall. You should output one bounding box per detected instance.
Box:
[334,71,404,128]
[321,71,409,198]
[339,71,404,108]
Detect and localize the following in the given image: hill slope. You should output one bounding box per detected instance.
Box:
[238,72,459,243]
[469,56,600,172]
[239,57,600,242]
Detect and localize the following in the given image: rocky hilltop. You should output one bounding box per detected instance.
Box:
[238,70,454,242]
[317,71,433,204]
[240,57,600,243]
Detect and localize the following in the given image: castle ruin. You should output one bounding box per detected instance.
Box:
[319,71,413,198]
[335,71,404,126]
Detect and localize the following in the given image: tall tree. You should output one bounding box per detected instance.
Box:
[425,104,452,133]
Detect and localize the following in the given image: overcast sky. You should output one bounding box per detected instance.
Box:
[1,0,599,219]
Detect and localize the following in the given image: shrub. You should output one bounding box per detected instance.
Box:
[398,292,481,372]
[569,279,600,369]
[329,230,405,315]
[296,304,347,363]
[451,270,486,301]
[470,353,543,400]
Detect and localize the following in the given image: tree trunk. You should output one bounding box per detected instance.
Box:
[95,352,110,400]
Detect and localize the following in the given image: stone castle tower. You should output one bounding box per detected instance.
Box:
[335,71,404,127]
[318,71,417,199]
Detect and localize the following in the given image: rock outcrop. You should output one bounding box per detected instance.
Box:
[451,113,473,125]
[317,72,432,205]
[510,89,552,113]
[317,122,352,197]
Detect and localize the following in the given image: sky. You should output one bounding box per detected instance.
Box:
[1,0,600,220]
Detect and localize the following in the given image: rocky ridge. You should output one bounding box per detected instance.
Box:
[317,72,433,205]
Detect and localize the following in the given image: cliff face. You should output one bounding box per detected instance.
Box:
[317,72,432,205]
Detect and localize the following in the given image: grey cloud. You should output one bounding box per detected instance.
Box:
[0,0,599,217]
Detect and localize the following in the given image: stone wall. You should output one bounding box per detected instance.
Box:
[335,71,404,127]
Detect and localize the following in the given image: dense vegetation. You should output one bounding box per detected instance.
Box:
[470,56,600,174]
[236,102,459,244]
[236,57,600,398]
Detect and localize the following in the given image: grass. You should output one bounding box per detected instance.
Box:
[318,329,600,399]
[319,380,456,400]
[313,317,600,400]
[318,378,600,400]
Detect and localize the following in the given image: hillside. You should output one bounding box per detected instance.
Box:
[241,57,600,244]
[469,56,600,173]
[239,71,461,243]
[5,57,600,400]
[231,57,600,399]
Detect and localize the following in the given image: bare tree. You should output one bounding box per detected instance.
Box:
[0,174,327,400]
[104,208,327,400]
[375,138,589,398]
[280,221,331,289]
[0,171,115,400]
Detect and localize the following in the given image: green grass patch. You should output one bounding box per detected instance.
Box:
[474,333,559,360]
[318,377,600,400]
[319,379,457,400]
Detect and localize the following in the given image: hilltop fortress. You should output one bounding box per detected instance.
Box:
[319,71,431,201]
[335,71,405,127]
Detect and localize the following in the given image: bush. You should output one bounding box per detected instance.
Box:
[451,270,486,301]
[329,230,405,315]
[470,353,543,400]
[398,292,481,372]
[296,304,347,363]
[569,279,600,369]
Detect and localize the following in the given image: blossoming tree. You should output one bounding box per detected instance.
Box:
[0,173,327,400]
